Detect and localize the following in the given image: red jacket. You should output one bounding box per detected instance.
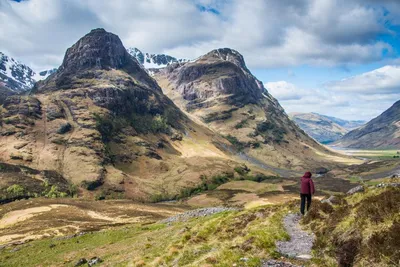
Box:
[301,172,315,195]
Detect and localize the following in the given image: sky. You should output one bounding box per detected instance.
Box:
[1,0,400,121]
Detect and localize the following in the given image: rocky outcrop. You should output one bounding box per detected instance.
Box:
[335,100,400,149]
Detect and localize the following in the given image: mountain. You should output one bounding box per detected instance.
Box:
[127,47,187,68]
[0,47,185,97]
[0,29,242,200]
[153,48,339,170]
[0,52,36,93]
[289,112,365,144]
[321,114,365,131]
[334,100,400,149]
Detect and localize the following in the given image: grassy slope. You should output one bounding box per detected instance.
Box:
[302,182,400,267]
[0,205,293,267]
[1,182,398,267]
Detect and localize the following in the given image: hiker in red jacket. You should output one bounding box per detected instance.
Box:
[300,171,315,215]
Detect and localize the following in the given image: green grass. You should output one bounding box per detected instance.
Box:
[0,206,292,266]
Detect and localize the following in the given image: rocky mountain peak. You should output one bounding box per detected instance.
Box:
[200,48,250,73]
[59,28,133,73]
[36,28,159,92]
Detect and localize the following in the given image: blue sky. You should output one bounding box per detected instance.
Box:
[1,0,400,121]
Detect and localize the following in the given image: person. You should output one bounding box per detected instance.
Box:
[300,171,315,215]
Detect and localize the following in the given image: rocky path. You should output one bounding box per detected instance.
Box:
[276,213,314,260]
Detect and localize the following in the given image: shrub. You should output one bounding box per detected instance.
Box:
[225,135,245,151]
[234,119,248,129]
[6,184,25,197]
[151,114,169,133]
[234,165,250,176]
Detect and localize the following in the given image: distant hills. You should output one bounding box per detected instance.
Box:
[334,100,400,149]
[289,112,365,144]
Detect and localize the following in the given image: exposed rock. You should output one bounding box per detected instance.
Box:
[376,183,400,188]
[315,167,329,175]
[88,257,103,266]
[347,185,365,195]
[74,258,87,267]
[57,122,72,134]
[321,195,336,205]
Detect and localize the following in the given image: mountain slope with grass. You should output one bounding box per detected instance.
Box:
[153,48,345,171]
[334,100,400,149]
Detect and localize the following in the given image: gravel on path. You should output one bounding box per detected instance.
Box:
[276,213,314,260]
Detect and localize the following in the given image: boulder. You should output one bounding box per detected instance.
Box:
[347,185,364,195]
[57,122,72,134]
[315,167,329,175]
[74,258,87,267]
[321,195,336,205]
[88,257,103,266]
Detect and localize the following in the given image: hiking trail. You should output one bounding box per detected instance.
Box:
[276,213,314,260]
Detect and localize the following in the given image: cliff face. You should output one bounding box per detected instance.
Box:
[153,48,337,171]
[335,100,400,149]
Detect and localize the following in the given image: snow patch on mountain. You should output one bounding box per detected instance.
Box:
[127,47,188,69]
[0,52,36,92]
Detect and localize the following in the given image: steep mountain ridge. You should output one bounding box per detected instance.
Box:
[335,100,400,149]
[0,29,240,200]
[0,52,36,93]
[289,112,364,144]
[153,48,341,170]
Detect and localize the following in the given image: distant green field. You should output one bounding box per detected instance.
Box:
[335,149,400,160]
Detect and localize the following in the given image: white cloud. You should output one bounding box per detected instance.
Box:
[0,0,399,70]
[265,79,398,121]
[325,65,400,94]
[265,81,306,101]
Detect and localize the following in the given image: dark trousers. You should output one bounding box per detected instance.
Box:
[300,193,312,215]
